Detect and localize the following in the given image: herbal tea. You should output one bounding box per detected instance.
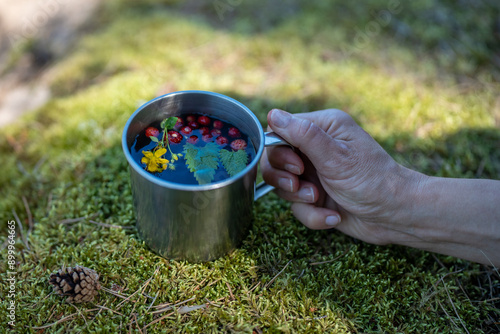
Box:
[130,113,255,185]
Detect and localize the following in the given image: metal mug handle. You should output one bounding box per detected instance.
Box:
[254,132,291,200]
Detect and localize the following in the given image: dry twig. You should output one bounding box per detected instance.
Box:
[437,300,460,332]
[133,313,144,334]
[12,209,30,250]
[144,311,175,329]
[95,304,125,316]
[100,287,137,301]
[147,291,160,312]
[58,216,93,225]
[226,282,235,300]
[70,303,89,328]
[309,249,349,266]
[193,269,214,291]
[31,308,100,329]
[116,267,160,310]
[265,260,292,289]
[150,297,196,315]
[442,282,470,334]
[22,196,34,234]
[481,250,499,278]
[88,220,133,229]
[248,282,261,293]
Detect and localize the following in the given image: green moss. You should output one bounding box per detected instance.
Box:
[1,1,499,333]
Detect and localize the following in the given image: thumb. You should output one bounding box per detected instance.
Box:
[268,109,345,168]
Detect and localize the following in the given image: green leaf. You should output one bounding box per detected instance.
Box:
[183,143,199,172]
[161,116,178,130]
[183,142,221,184]
[149,136,159,142]
[220,149,249,177]
[194,168,216,185]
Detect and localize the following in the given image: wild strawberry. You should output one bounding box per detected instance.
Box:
[188,121,199,129]
[174,117,184,129]
[216,136,228,146]
[230,139,247,150]
[186,115,196,123]
[199,127,210,135]
[145,127,160,138]
[180,126,192,135]
[228,127,241,138]
[168,131,183,144]
[211,128,221,137]
[202,134,213,142]
[213,120,223,129]
[187,135,199,144]
[198,115,211,126]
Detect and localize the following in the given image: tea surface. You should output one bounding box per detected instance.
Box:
[130,113,255,185]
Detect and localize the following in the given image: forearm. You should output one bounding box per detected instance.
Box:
[395,173,500,266]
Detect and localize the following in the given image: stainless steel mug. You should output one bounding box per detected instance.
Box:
[122,90,284,262]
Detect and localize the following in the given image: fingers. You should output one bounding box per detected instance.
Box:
[267,146,304,175]
[267,109,349,169]
[274,180,320,204]
[260,152,300,193]
[261,148,321,203]
[291,202,342,230]
[292,109,359,141]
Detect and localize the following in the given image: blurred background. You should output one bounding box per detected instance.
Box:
[1,0,499,332]
[1,0,499,127]
[1,0,499,176]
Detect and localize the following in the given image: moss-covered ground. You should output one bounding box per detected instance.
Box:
[1,0,499,332]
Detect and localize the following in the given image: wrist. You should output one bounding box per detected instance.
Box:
[384,165,431,244]
[390,173,500,265]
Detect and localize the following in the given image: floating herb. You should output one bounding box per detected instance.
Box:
[219,149,248,177]
[183,142,220,184]
[141,116,181,173]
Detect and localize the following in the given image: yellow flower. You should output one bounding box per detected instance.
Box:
[141,148,169,173]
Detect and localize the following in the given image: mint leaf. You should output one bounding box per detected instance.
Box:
[161,116,178,130]
[183,143,199,172]
[195,168,216,185]
[183,142,221,184]
[220,149,249,177]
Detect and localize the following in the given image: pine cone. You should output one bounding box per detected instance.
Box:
[49,265,101,303]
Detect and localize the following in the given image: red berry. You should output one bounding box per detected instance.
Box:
[198,115,211,126]
[216,136,228,146]
[211,128,221,137]
[202,134,213,142]
[230,139,247,150]
[188,121,199,129]
[213,120,223,129]
[187,135,199,144]
[180,126,192,135]
[186,115,196,123]
[168,131,183,144]
[174,117,184,129]
[228,127,241,138]
[145,127,159,138]
[199,127,210,135]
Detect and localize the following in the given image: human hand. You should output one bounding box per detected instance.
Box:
[261,109,425,245]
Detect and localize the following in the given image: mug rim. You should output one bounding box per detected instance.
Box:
[121,90,265,191]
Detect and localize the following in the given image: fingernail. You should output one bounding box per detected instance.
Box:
[298,187,315,202]
[271,109,292,128]
[325,215,340,226]
[278,178,293,192]
[285,164,301,175]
